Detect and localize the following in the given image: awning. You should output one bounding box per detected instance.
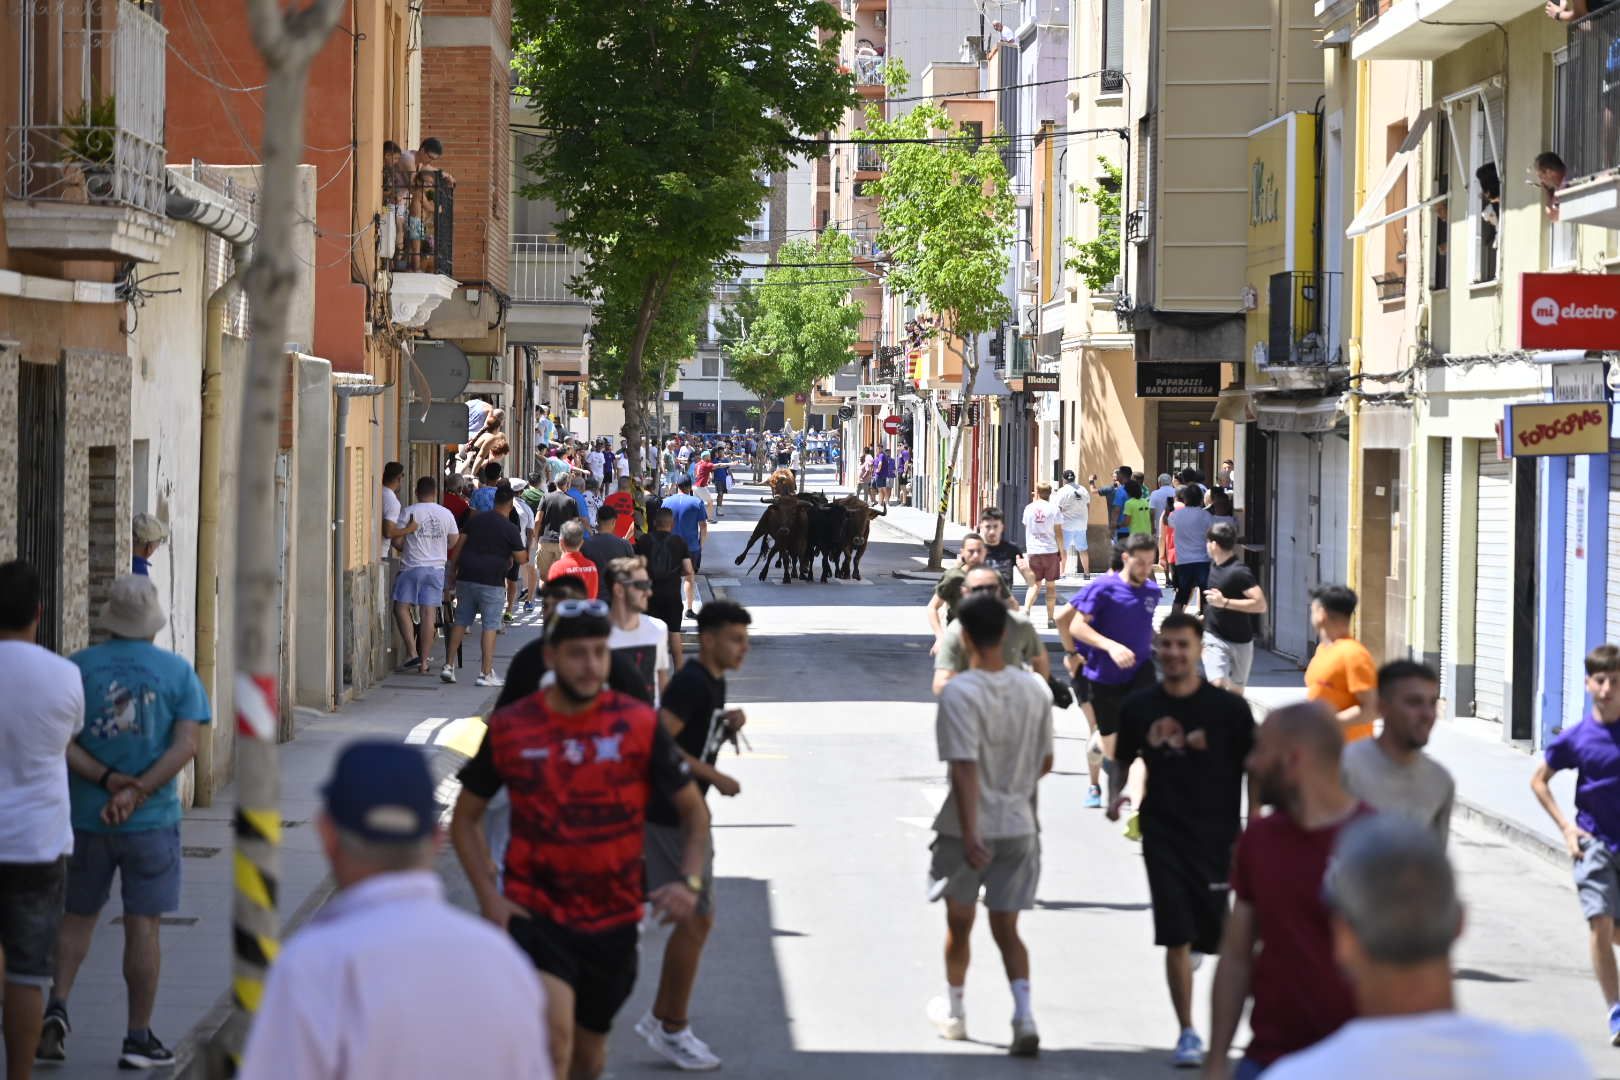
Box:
[1346,106,1435,238]
[1254,396,1344,433]
[1210,387,1253,424]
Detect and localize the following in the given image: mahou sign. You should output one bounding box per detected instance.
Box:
[1521,273,1620,350]
[1503,401,1612,458]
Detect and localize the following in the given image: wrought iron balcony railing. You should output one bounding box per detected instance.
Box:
[1267,270,1342,366]
[384,170,454,276]
[1562,3,1620,180]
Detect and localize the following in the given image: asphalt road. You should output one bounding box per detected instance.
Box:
[441,465,1620,1079]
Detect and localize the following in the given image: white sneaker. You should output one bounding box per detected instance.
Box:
[633,1010,658,1041]
[440,663,456,684]
[475,672,504,687]
[1009,1016,1040,1057]
[926,996,967,1041]
[1190,951,1207,973]
[643,1023,721,1071]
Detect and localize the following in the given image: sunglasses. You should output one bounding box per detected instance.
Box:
[967,582,1004,595]
[549,598,610,618]
[624,579,654,591]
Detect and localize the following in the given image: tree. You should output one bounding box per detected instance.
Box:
[214,0,347,1072]
[859,62,1016,569]
[513,0,853,474]
[722,230,864,419]
[1065,157,1122,292]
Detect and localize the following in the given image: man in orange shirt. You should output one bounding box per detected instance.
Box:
[603,477,638,540]
[546,520,599,599]
[1304,585,1379,742]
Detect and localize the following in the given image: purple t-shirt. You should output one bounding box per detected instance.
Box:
[1071,572,1160,685]
[1545,713,1620,852]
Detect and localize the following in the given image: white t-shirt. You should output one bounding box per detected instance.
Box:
[381,486,402,562]
[397,502,460,569]
[932,668,1053,839]
[608,616,671,708]
[586,450,606,480]
[1054,482,1090,526]
[512,497,535,542]
[1021,498,1061,555]
[0,641,85,862]
[1265,1012,1591,1080]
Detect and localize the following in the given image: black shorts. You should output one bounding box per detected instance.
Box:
[0,859,67,985]
[1142,834,1231,954]
[508,914,638,1034]
[506,562,520,582]
[1089,665,1157,736]
[649,593,683,634]
[1070,669,1092,705]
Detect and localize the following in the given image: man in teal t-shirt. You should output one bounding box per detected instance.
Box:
[38,575,211,1070]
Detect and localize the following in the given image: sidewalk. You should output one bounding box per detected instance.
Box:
[52,610,541,1079]
[876,506,1574,867]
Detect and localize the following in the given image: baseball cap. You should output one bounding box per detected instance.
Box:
[321,742,436,842]
[132,512,168,544]
[1062,469,1076,482]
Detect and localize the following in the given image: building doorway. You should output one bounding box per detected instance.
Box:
[1156,400,1217,483]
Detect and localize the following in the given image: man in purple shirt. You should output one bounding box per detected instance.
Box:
[1532,642,1620,1044]
[1056,533,1160,811]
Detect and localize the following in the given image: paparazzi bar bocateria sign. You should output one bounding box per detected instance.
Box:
[1521,273,1620,350]
[1136,363,1221,398]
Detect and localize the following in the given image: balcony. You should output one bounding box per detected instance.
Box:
[382,170,456,327]
[508,232,592,346]
[852,314,881,354]
[1351,0,1544,60]
[1263,271,1344,389]
[1556,5,1620,228]
[3,0,173,263]
[855,145,884,179]
[854,53,886,97]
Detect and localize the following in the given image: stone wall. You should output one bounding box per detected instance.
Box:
[61,349,133,655]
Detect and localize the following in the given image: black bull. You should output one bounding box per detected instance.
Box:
[733,494,886,583]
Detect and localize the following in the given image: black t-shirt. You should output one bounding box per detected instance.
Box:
[1204,556,1259,645]
[496,639,652,711]
[635,531,691,602]
[646,660,727,826]
[581,532,635,579]
[1114,681,1255,849]
[539,490,578,537]
[984,540,1024,587]
[456,509,525,587]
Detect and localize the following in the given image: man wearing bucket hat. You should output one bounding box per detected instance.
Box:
[37,576,210,1069]
[238,742,549,1079]
[130,514,167,577]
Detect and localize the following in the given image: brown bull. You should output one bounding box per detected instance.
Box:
[768,469,797,496]
[734,495,810,584]
[832,494,885,580]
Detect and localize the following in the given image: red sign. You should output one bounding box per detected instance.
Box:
[1521,273,1620,349]
[882,414,901,436]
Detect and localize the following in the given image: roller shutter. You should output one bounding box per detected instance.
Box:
[1439,442,1456,700]
[1566,470,1587,729]
[1472,443,1511,720]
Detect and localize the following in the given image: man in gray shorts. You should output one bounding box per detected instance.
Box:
[926,594,1054,1057]
[1199,522,1266,694]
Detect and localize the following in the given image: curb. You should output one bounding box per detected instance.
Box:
[1453,795,1568,869]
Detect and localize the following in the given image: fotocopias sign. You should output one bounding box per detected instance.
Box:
[1521,273,1620,350]
[1502,401,1612,457]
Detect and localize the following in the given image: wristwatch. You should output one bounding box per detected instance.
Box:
[683,874,704,894]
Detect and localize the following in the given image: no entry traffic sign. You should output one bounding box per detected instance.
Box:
[882,414,901,436]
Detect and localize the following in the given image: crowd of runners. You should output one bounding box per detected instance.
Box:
[921,470,1607,1077]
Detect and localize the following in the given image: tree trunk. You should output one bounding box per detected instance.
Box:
[927,333,978,571]
[213,0,345,1073]
[620,266,675,478]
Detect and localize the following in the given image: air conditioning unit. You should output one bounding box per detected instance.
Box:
[1017,302,1038,338]
[377,212,397,261]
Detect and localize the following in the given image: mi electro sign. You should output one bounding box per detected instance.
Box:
[1521,273,1620,350]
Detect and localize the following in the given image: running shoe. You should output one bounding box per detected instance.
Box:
[1122,809,1143,843]
[926,997,967,1041]
[1609,1002,1620,1046]
[118,1030,174,1069]
[35,1003,68,1063]
[643,1024,721,1071]
[1083,784,1102,809]
[1009,1017,1040,1057]
[524,600,535,612]
[476,672,505,688]
[502,609,515,624]
[396,658,421,673]
[440,663,456,684]
[685,608,698,620]
[1172,1028,1205,1068]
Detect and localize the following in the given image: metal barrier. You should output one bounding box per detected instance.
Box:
[1562,4,1620,180]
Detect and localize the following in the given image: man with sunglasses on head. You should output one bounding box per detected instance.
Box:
[451,601,709,1080]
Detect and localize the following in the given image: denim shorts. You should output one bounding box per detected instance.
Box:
[0,859,67,986]
[393,564,445,606]
[455,581,506,628]
[65,826,182,918]
[1575,837,1620,920]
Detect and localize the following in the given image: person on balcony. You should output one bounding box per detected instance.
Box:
[1545,0,1598,21]
[1536,151,1568,221]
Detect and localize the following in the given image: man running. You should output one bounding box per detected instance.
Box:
[1111,614,1255,1068]
[1304,585,1379,743]
[451,603,709,1080]
[604,556,671,708]
[545,520,599,599]
[661,478,708,620]
[636,509,696,665]
[637,601,752,1071]
[976,508,1032,596]
[925,595,1053,1057]
[925,533,988,652]
[1165,485,1212,615]
[932,567,1051,696]
[1021,482,1065,627]
[1056,533,1160,819]
[1055,470,1091,579]
[1205,701,1372,1079]
[1199,523,1265,694]
[1343,661,1453,842]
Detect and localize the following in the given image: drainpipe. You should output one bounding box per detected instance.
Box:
[333,379,386,710]
[1345,58,1369,639]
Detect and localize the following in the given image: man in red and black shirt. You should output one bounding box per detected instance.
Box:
[451,602,709,1080]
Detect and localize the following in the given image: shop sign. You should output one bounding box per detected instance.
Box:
[1503,400,1612,457]
[1552,361,1607,403]
[1136,363,1221,398]
[1521,273,1620,350]
[1022,371,1060,393]
[855,384,893,407]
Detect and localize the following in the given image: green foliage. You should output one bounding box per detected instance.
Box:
[1065,157,1123,293]
[858,61,1015,342]
[588,261,716,400]
[722,229,863,406]
[62,97,117,165]
[512,0,855,467]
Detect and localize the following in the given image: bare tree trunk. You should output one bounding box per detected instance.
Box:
[212,0,345,1073]
[621,266,675,477]
[928,333,978,571]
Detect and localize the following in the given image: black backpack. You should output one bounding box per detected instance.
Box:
[645,532,681,583]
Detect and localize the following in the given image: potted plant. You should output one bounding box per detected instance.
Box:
[60,96,117,202]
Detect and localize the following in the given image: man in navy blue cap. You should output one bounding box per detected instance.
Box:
[238,742,550,1080]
